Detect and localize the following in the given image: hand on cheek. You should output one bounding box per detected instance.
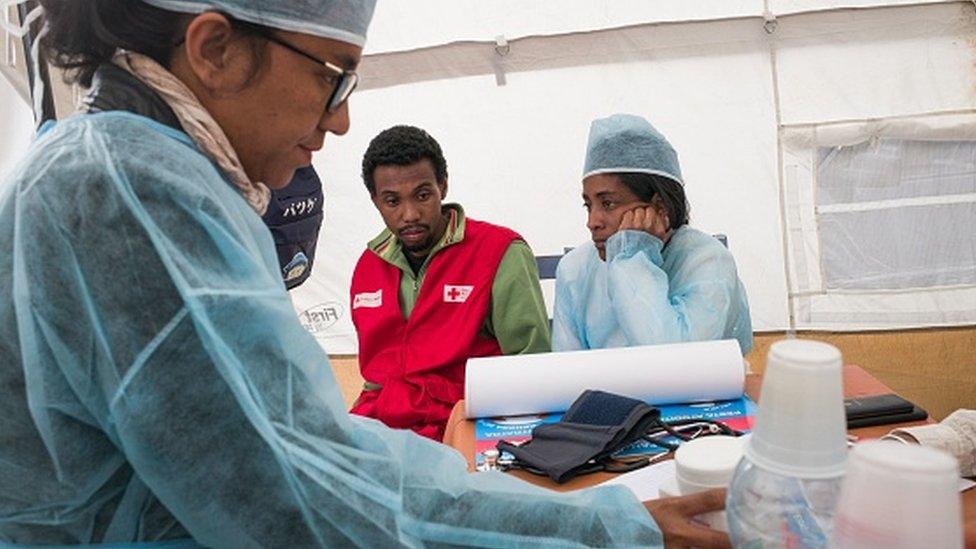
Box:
[617,204,672,243]
[617,208,637,232]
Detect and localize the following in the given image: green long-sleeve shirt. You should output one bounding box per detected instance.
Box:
[366,204,551,355]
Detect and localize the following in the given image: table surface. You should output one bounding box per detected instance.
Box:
[444,365,975,535]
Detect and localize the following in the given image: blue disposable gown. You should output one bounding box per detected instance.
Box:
[552,227,753,354]
[0,112,663,547]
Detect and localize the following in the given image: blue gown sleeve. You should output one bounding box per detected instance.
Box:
[9,116,664,547]
[552,256,586,351]
[604,229,740,348]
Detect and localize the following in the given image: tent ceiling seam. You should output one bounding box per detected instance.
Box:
[363,15,764,62]
[782,108,976,129]
[362,1,959,60]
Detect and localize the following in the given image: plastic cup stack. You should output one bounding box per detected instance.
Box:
[831,440,963,549]
[744,339,848,479]
[727,339,849,547]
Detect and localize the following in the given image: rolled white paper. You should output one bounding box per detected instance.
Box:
[464,339,745,418]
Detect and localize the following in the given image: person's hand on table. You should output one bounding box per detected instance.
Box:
[643,488,731,549]
[617,200,673,245]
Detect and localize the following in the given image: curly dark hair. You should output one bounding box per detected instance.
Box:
[361,125,448,194]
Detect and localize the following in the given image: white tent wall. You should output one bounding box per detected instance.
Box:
[364,0,764,54]
[774,4,976,124]
[775,4,976,330]
[771,0,952,15]
[0,4,76,181]
[0,76,33,182]
[363,0,954,55]
[294,1,976,354]
[0,5,33,181]
[1,4,29,107]
[783,114,976,330]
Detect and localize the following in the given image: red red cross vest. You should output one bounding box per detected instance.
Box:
[349,218,521,440]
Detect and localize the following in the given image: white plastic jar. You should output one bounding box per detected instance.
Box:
[658,435,746,531]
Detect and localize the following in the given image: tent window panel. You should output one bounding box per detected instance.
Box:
[817,140,976,206]
[819,202,976,290]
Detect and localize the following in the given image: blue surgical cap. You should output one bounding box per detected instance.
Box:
[141,0,377,47]
[582,114,683,186]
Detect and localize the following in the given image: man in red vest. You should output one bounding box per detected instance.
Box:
[350,125,550,440]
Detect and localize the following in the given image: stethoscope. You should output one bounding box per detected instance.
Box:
[478,418,743,474]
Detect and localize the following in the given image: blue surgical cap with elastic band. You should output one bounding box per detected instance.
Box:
[582,113,684,186]
[141,0,377,47]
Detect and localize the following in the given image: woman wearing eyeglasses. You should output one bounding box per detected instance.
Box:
[0,2,730,548]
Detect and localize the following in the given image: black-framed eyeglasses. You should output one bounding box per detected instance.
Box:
[258,32,358,114]
[172,16,358,114]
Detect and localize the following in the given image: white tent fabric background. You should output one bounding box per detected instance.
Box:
[1,1,974,355]
[362,0,954,55]
[0,76,33,181]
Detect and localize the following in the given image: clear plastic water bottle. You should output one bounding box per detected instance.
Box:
[726,455,843,548]
[727,340,849,548]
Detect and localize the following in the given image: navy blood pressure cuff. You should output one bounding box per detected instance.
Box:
[497,390,660,483]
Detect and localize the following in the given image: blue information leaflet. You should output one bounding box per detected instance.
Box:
[474,396,757,467]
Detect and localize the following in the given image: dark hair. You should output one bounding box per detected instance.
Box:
[361,125,448,194]
[617,172,690,229]
[39,0,269,88]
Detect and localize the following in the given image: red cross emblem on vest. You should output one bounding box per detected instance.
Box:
[443,285,474,303]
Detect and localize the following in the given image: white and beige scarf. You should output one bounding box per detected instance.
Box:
[112,50,271,215]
